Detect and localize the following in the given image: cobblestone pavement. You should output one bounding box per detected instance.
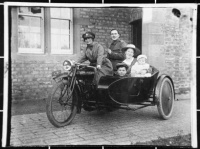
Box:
[10,99,191,146]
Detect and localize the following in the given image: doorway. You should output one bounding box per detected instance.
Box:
[130,19,142,52]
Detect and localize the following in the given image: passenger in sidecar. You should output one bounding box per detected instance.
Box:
[97,65,159,104]
[114,62,129,77]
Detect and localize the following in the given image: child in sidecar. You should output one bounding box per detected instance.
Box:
[130,55,152,77]
[114,62,129,77]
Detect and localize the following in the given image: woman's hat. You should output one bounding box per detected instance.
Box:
[122,44,141,58]
[137,55,147,60]
[116,62,129,70]
[82,32,95,40]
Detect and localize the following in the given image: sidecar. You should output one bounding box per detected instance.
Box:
[97,66,175,120]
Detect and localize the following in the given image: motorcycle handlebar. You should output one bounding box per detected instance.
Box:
[75,62,97,73]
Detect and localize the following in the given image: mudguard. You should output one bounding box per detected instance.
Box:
[52,72,69,80]
[154,74,175,103]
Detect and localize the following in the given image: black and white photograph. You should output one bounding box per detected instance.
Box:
[3,2,197,147]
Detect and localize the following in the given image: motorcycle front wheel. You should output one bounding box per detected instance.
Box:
[46,81,77,127]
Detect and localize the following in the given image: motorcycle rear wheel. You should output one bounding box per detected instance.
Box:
[46,81,77,127]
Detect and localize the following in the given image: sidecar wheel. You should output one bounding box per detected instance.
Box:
[46,81,77,127]
[156,77,175,120]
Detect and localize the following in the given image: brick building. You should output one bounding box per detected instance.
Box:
[10,6,195,101]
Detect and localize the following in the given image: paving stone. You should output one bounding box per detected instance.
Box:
[10,100,191,146]
[113,141,132,145]
[20,138,46,145]
[109,136,132,143]
[56,134,80,140]
[12,133,35,139]
[32,133,59,139]
[11,129,32,135]
[70,138,109,145]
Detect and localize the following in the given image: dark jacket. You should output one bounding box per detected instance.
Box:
[107,39,127,71]
[77,42,113,84]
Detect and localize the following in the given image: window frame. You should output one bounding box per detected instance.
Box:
[17,7,45,54]
[17,7,73,55]
[50,8,73,55]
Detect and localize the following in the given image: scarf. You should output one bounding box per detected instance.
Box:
[87,44,93,50]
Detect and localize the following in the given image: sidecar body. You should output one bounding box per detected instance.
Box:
[98,66,159,104]
[97,66,175,119]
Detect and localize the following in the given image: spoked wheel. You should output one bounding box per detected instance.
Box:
[156,77,175,119]
[46,81,77,127]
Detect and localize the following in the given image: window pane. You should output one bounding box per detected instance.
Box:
[51,34,61,49]
[61,8,70,19]
[51,19,69,34]
[51,19,70,50]
[61,20,70,34]
[19,7,29,13]
[51,8,70,19]
[51,19,60,34]
[50,8,61,18]
[18,16,41,49]
[30,17,41,33]
[61,35,70,49]
[51,34,69,50]
[18,32,30,48]
[19,7,41,15]
[18,15,29,26]
[30,33,41,48]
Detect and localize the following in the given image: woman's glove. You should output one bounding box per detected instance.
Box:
[97,65,101,70]
[105,48,112,54]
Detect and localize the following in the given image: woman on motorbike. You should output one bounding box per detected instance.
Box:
[77,31,113,85]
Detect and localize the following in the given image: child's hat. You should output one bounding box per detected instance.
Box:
[137,55,147,60]
[116,62,129,70]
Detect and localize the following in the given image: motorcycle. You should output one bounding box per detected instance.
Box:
[46,60,175,127]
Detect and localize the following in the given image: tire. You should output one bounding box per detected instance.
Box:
[46,81,77,127]
[156,77,175,120]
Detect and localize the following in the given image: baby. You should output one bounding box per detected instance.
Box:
[115,62,129,77]
[131,55,151,77]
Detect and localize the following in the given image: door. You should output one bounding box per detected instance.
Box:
[130,19,142,52]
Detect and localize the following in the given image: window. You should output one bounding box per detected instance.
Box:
[17,7,73,54]
[18,7,44,54]
[50,8,73,54]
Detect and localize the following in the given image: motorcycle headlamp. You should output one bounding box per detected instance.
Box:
[63,60,73,71]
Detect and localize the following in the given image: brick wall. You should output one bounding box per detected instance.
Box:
[11,57,75,101]
[12,61,52,100]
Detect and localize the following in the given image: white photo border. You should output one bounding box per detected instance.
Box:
[3,2,197,148]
